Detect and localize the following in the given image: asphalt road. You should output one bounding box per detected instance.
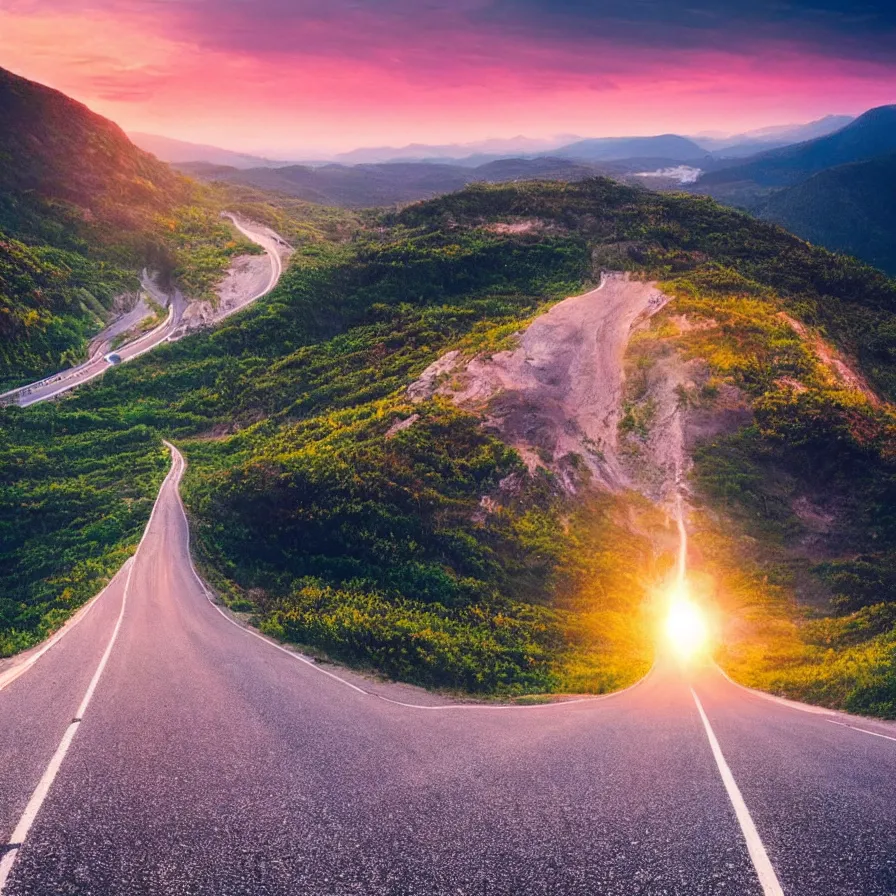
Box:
[1,446,894,895]
[2,275,185,408]
[0,215,282,408]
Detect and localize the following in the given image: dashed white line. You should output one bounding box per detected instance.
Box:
[0,448,178,894]
[691,688,786,896]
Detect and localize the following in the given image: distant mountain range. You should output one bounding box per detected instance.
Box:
[132,106,896,275]
[132,116,854,170]
[700,106,896,190]
[329,135,579,165]
[178,157,608,207]
[551,134,707,162]
[695,115,855,157]
[692,105,896,274]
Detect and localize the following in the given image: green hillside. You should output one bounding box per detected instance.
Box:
[3,178,895,714]
[0,67,258,389]
[699,105,896,190]
[761,154,896,276]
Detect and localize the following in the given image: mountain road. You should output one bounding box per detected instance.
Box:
[1,445,894,895]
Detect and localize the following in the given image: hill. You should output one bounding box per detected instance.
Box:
[179,157,605,207]
[761,153,896,275]
[4,178,896,716]
[0,67,263,389]
[0,68,187,237]
[128,132,294,169]
[699,105,896,191]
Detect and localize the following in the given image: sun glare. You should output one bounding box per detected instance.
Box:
[664,583,709,660]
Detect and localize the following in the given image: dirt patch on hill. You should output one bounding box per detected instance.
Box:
[484,219,545,235]
[180,218,291,332]
[779,312,880,406]
[412,273,672,492]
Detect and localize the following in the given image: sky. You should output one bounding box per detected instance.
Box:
[2,0,895,156]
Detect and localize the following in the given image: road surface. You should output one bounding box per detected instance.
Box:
[1,446,894,895]
[0,215,283,408]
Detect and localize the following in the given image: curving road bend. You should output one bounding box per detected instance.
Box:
[1,446,895,895]
[0,215,283,408]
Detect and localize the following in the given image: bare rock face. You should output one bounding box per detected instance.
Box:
[407,351,461,402]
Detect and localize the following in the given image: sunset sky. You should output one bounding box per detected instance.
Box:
[2,0,895,155]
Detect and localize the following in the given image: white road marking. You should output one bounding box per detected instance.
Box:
[714,664,835,716]
[0,449,179,894]
[168,445,653,712]
[0,560,131,693]
[691,688,786,896]
[825,719,896,743]
[16,304,176,407]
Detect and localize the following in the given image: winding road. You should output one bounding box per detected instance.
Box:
[1,445,895,895]
[0,216,283,408]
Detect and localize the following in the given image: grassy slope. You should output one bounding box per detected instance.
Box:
[0,67,266,389]
[3,179,895,712]
[624,266,896,716]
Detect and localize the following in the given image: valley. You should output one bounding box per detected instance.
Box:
[4,173,895,716]
[1,57,895,894]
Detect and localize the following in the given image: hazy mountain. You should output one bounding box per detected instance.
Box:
[179,157,605,207]
[326,133,708,167]
[696,115,855,157]
[129,132,294,169]
[130,117,858,173]
[330,135,580,165]
[551,134,707,162]
[699,106,896,189]
[761,153,896,275]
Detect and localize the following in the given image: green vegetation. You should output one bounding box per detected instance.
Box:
[693,106,896,274]
[0,66,270,387]
[0,235,132,388]
[762,153,896,276]
[3,177,895,711]
[623,262,896,716]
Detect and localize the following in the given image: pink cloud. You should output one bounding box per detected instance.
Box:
[1,1,894,154]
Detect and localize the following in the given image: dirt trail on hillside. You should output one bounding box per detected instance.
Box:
[414,273,671,492]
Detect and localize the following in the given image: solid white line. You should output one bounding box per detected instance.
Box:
[691,688,785,896]
[825,719,896,743]
[0,560,132,693]
[714,663,835,717]
[0,448,178,894]
[167,445,652,712]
